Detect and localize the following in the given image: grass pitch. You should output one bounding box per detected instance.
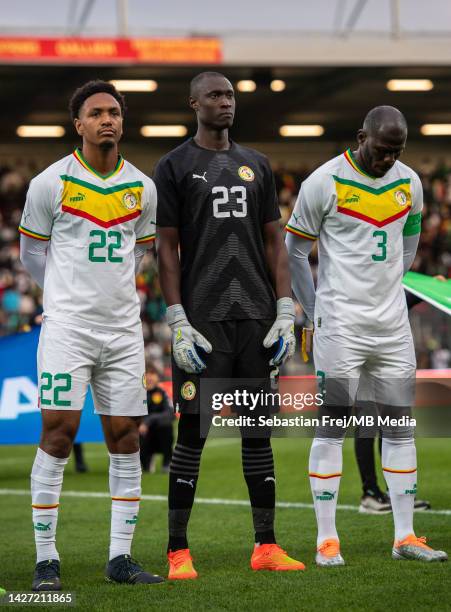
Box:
[1,437,450,611]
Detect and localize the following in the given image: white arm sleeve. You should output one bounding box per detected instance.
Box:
[286,232,316,324]
[20,235,48,288]
[403,233,420,275]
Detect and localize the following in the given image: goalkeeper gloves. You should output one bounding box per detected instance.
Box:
[166,304,212,374]
[263,297,296,366]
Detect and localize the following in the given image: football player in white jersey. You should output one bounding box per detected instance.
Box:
[19,80,164,590]
[286,106,447,565]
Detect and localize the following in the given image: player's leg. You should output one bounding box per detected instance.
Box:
[372,334,447,562]
[167,325,232,579]
[310,334,365,566]
[167,413,206,579]
[235,319,305,571]
[32,319,93,591]
[354,372,391,514]
[93,327,164,584]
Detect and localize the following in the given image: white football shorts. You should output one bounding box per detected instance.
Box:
[37,317,147,416]
[313,330,416,408]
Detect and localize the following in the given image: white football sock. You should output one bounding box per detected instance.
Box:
[31,447,68,563]
[382,437,417,541]
[309,437,343,547]
[109,452,141,561]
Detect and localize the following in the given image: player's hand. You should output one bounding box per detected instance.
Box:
[301,321,314,363]
[139,423,148,435]
[166,304,212,374]
[263,297,296,366]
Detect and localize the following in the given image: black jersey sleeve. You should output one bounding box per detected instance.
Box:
[262,158,281,224]
[154,157,180,228]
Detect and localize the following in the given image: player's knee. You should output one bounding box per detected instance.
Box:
[40,422,77,458]
[109,424,140,454]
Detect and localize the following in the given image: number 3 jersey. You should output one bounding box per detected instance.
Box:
[154,138,280,323]
[286,149,423,336]
[19,149,156,332]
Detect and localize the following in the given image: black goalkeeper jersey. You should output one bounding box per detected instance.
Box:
[155,138,280,323]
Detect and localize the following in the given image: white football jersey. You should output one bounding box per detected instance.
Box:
[19,148,156,332]
[287,149,423,336]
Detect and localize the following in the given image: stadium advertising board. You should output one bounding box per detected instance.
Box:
[0,37,222,64]
[0,328,103,444]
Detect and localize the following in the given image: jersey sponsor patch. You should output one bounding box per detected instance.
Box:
[238,165,255,181]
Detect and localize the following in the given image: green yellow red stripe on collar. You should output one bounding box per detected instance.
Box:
[285,224,317,241]
[344,148,377,180]
[73,148,124,180]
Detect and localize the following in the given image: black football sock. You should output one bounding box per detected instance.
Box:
[167,415,206,552]
[241,437,276,545]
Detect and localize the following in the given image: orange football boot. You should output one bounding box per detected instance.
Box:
[167,549,198,580]
[251,543,306,571]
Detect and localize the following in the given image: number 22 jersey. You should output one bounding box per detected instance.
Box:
[154,138,280,323]
[19,148,156,332]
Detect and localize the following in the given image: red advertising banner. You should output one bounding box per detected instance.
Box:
[0,37,222,64]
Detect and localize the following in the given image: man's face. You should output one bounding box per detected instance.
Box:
[190,76,235,129]
[74,92,123,148]
[357,127,406,177]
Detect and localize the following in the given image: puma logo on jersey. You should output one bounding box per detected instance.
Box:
[69,192,86,203]
[193,172,207,182]
[344,193,360,204]
[292,213,301,225]
[177,478,195,488]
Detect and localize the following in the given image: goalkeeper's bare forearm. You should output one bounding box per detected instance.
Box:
[156,226,182,307]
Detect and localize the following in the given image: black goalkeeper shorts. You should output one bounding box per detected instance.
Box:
[171,319,277,415]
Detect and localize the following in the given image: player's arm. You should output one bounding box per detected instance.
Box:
[134,178,157,274]
[157,226,181,306]
[285,232,316,324]
[286,174,326,358]
[402,172,423,274]
[18,175,55,289]
[20,235,48,289]
[154,159,211,374]
[260,160,296,366]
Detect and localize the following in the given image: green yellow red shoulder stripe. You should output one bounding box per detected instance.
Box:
[285,224,317,241]
[136,234,156,244]
[18,226,51,241]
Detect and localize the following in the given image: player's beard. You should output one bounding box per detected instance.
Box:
[99,139,115,151]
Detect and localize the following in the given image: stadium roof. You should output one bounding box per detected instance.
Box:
[3,0,451,38]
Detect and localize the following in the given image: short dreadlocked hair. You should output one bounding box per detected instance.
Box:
[69,80,126,121]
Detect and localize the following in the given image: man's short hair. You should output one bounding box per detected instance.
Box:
[69,80,126,121]
[190,71,228,98]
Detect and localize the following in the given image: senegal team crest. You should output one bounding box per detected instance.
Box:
[123,192,138,210]
[181,381,196,401]
[238,166,255,181]
[394,189,408,207]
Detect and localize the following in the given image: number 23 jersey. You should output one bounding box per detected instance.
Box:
[154,138,280,323]
[19,149,156,332]
[286,149,423,336]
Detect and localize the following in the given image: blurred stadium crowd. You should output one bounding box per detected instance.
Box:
[0,158,449,374]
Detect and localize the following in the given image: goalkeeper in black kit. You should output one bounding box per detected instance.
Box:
[155,71,305,579]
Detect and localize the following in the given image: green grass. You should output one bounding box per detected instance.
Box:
[1,438,450,611]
